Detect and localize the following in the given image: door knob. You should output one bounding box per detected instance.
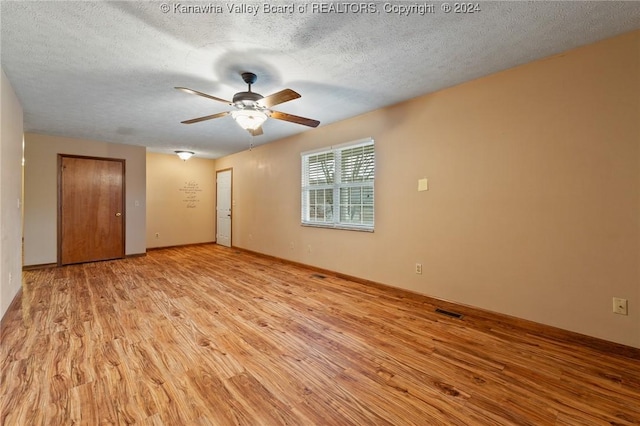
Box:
[115,212,122,217]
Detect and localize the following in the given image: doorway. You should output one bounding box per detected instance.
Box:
[58,155,125,265]
[216,169,232,247]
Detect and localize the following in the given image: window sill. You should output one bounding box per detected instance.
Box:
[301,223,374,233]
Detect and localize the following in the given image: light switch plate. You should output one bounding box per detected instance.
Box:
[418,178,429,192]
[613,297,628,315]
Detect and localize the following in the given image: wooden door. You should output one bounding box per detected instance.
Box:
[59,155,125,265]
[216,169,232,247]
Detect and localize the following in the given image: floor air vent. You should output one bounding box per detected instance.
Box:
[435,308,464,319]
[311,273,327,279]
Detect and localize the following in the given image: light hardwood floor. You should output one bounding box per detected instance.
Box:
[2,244,639,425]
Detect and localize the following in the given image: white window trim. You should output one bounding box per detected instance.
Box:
[301,138,374,157]
[301,137,375,232]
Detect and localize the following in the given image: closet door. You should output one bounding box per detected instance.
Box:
[59,155,125,265]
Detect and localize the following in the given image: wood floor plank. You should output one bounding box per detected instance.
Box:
[2,244,640,425]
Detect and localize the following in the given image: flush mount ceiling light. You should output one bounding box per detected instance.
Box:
[175,150,195,161]
[231,109,268,131]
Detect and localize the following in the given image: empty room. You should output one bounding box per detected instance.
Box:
[1,1,639,425]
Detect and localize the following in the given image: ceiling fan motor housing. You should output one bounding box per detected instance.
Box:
[233,91,264,107]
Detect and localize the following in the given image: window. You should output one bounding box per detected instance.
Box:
[301,138,375,231]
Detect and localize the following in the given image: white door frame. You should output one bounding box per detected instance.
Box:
[216,168,232,247]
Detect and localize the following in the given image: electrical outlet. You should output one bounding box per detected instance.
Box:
[155,232,160,239]
[613,297,628,315]
[290,242,294,250]
[415,263,422,274]
[307,245,312,253]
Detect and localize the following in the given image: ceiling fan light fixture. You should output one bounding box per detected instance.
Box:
[177,73,319,133]
[175,150,195,161]
[231,109,268,131]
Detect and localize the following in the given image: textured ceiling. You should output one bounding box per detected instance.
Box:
[2,1,639,159]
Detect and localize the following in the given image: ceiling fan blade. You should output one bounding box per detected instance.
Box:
[270,111,320,128]
[175,87,231,104]
[181,111,229,124]
[248,126,264,136]
[256,89,300,108]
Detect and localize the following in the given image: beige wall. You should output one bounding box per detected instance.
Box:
[146,152,216,248]
[0,69,24,318]
[23,133,146,266]
[216,31,640,348]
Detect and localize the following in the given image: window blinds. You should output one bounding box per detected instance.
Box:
[301,138,374,231]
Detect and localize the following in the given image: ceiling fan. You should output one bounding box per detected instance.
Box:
[176,72,320,136]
